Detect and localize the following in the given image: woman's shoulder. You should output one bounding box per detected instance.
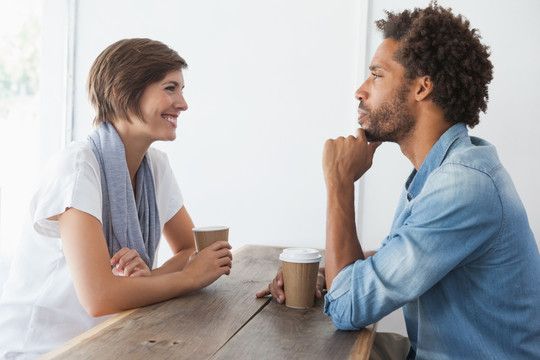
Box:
[46,140,99,177]
[34,140,100,197]
[31,139,103,237]
[63,139,98,164]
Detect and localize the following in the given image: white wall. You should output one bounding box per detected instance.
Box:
[71,0,364,255]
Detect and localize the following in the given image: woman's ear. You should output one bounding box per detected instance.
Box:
[415,75,433,101]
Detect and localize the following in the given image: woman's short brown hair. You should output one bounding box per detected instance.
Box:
[87,38,187,126]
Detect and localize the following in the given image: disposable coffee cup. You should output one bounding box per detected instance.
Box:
[192,226,229,252]
[279,248,322,309]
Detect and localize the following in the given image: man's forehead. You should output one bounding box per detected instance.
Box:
[369,39,403,72]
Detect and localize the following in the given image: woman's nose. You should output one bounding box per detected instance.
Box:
[174,93,188,111]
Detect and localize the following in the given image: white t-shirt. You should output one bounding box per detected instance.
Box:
[0,140,183,359]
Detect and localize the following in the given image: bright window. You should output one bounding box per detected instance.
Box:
[0,0,43,258]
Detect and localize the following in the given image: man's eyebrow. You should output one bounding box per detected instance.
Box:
[369,65,387,72]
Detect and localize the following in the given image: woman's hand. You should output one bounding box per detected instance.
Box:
[110,247,152,277]
[181,241,232,289]
[256,267,326,304]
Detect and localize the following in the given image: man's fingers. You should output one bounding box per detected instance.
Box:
[356,127,367,140]
[255,287,271,298]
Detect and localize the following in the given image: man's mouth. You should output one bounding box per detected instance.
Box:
[357,108,368,124]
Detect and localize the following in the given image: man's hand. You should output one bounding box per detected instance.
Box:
[323,129,380,289]
[255,267,285,304]
[255,267,326,303]
[323,128,380,186]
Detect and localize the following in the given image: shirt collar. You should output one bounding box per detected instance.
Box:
[405,122,469,200]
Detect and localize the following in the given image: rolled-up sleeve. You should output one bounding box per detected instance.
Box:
[323,254,409,330]
[324,264,357,330]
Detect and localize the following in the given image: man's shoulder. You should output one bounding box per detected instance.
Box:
[442,135,502,176]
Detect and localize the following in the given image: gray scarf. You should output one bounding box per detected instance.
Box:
[88,122,160,268]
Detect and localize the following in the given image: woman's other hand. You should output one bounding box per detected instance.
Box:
[110,247,152,277]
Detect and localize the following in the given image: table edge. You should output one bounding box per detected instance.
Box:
[350,322,378,360]
[39,308,137,360]
[40,245,254,359]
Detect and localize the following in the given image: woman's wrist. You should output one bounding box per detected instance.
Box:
[175,267,200,294]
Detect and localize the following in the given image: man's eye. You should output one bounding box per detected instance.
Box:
[371,72,381,79]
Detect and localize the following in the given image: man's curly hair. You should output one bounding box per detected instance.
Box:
[376,1,493,128]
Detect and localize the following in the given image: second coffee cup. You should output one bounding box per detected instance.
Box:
[279,248,322,309]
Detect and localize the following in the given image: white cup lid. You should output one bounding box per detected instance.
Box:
[279,248,321,263]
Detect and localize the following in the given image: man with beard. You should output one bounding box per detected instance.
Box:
[258,3,540,359]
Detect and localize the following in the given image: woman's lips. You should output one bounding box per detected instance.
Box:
[162,115,178,127]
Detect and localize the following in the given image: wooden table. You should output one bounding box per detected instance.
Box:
[42,245,377,359]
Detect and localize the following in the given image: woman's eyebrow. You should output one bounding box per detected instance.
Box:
[162,80,180,86]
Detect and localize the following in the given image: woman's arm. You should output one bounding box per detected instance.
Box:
[152,206,196,276]
[109,206,199,276]
[59,207,231,317]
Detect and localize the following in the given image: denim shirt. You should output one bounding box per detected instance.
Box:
[324,123,540,359]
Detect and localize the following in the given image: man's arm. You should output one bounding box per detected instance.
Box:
[322,129,380,289]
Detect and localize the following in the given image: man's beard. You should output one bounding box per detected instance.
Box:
[360,84,415,143]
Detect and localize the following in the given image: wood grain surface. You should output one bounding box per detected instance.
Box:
[42,245,376,360]
[211,296,374,359]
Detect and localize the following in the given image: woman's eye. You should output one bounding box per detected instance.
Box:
[165,86,175,91]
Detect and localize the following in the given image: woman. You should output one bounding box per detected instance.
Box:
[0,38,232,358]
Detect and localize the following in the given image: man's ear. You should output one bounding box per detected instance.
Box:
[415,75,433,101]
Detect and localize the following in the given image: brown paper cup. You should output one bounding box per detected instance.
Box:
[192,226,229,252]
[279,248,322,309]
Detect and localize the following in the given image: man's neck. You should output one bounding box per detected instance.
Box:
[400,106,451,170]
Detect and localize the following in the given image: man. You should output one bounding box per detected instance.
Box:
[258,3,540,359]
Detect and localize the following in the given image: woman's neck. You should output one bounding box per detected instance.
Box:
[110,121,152,188]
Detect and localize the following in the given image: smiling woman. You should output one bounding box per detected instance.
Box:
[113,71,188,147]
[0,38,232,358]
